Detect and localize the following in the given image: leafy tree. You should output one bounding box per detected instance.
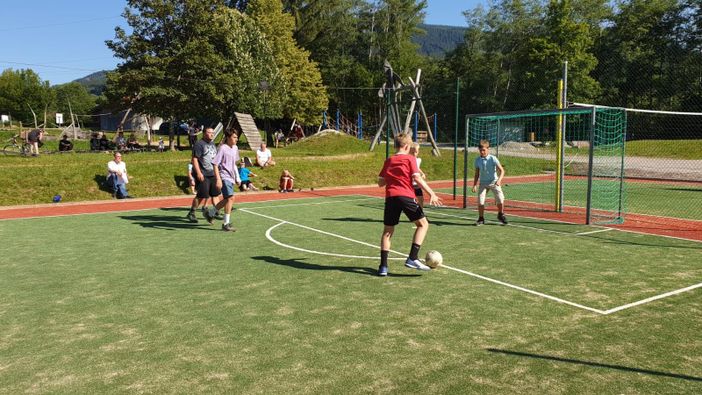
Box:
[106,0,281,146]
[54,82,97,119]
[0,68,54,126]
[248,0,327,124]
[522,0,600,107]
[593,0,684,109]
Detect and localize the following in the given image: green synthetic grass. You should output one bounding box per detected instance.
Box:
[1,196,700,393]
[458,179,702,220]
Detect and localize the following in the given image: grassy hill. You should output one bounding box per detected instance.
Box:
[0,132,552,206]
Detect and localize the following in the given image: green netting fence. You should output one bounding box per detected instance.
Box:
[463,107,626,225]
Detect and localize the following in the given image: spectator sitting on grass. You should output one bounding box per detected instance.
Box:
[90,132,101,151]
[256,142,275,168]
[114,131,127,151]
[127,133,141,150]
[279,169,295,193]
[99,133,114,151]
[238,161,258,191]
[58,135,73,152]
[107,152,133,199]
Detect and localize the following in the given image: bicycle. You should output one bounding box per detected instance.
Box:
[2,135,32,156]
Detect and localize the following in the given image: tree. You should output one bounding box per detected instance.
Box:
[0,68,54,126]
[55,82,97,120]
[106,0,281,147]
[248,0,328,124]
[522,0,600,108]
[593,0,685,109]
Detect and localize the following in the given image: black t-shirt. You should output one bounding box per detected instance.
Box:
[27,129,41,142]
[59,139,73,151]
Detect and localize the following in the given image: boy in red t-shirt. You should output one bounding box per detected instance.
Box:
[377,133,442,276]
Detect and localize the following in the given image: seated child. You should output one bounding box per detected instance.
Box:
[279,169,295,193]
[238,161,259,191]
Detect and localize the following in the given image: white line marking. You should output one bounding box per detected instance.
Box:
[246,195,702,315]
[603,282,702,315]
[241,208,404,255]
[264,222,404,260]
[439,264,607,315]
[242,207,606,314]
[576,228,614,236]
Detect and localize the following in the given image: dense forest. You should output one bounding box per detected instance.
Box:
[1,0,700,139]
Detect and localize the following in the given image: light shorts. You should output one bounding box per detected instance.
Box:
[478,184,504,206]
[221,179,236,198]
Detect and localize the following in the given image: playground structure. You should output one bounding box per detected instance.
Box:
[370,60,441,156]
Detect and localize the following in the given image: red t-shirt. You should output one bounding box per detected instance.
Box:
[379,154,420,198]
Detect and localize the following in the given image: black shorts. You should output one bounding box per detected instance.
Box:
[384,196,425,226]
[195,175,221,199]
[414,187,423,197]
[239,180,252,191]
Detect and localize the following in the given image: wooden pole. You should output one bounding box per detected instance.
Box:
[28,104,38,128]
[67,98,77,139]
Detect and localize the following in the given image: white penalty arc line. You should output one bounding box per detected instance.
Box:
[243,204,701,315]
[242,207,607,314]
[264,222,404,260]
[241,208,407,259]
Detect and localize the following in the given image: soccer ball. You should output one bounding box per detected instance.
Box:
[425,250,442,268]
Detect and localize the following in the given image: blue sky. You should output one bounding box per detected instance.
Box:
[0,0,485,85]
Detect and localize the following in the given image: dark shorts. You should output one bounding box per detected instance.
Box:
[239,180,252,191]
[195,176,221,199]
[414,187,423,197]
[383,196,425,226]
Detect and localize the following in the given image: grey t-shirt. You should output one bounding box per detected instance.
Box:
[193,139,217,177]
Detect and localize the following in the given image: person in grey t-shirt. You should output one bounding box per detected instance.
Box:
[187,127,222,223]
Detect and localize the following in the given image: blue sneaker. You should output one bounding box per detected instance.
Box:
[405,258,430,271]
[378,265,388,277]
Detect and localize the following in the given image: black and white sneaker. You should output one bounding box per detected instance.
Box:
[476,217,485,226]
[497,213,508,225]
[221,223,236,232]
[186,211,198,223]
[203,209,215,225]
[378,265,388,276]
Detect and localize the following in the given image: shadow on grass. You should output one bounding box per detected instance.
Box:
[93,174,114,196]
[119,211,217,231]
[174,175,191,194]
[322,217,460,227]
[486,348,702,382]
[251,255,421,277]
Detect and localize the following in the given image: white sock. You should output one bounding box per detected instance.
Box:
[224,214,230,224]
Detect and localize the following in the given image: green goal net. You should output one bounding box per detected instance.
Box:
[464,107,626,225]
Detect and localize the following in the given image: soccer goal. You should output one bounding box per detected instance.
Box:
[463,106,626,225]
